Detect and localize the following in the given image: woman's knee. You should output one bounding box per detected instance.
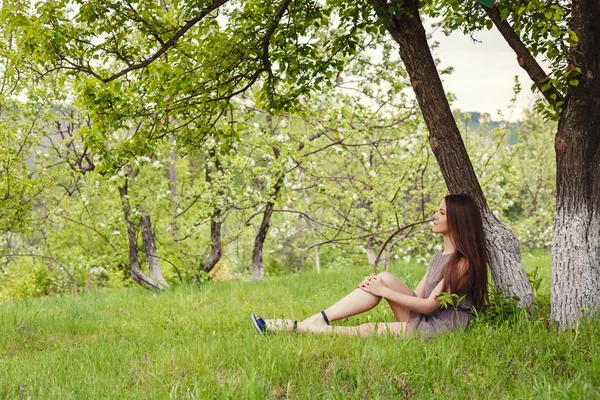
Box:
[377,271,412,295]
[378,271,399,284]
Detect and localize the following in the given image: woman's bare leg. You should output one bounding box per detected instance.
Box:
[263,320,407,337]
[301,288,381,327]
[302,271,416,327]
[377,272,417,322]
[260,272,416,333]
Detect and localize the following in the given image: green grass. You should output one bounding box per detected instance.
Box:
[1,252,599,399]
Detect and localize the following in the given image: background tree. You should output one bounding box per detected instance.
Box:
[1,0,567,313]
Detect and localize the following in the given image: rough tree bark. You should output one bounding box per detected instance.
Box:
[482,1,600,326]
[369,0,534,305]
[550,3,600,327]
[140,213,169,288]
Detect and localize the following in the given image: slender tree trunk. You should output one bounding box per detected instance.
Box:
[118,172,160,290]
[140,213,169,288]
[550,3,600,327]
[204,210,223,273]
[168,143,179,235]
[302,177,320,273]
[251,115,282,281]
[203,149,223,274]
[369,0,533,305]
[312,226,320,274]
[251,177,283,280]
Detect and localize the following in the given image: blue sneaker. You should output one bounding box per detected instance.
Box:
[250,314,298,335]
[250,313,267,336]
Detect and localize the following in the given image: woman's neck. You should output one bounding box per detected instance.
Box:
[442,234,455,254]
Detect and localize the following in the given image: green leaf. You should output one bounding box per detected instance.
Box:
[477,0,496,7]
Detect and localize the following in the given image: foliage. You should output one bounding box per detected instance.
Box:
[0,93,557,299]
[423,0,576,121]
[0,0,557,299]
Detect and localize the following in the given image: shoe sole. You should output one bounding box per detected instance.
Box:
[250,313,265,336]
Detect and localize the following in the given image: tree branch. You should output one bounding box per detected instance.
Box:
[372,218,433,273]
[91,0,230,83]
[262,0,293,80]
[483,6,565,107]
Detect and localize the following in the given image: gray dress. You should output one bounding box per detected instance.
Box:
[405,252,473,339]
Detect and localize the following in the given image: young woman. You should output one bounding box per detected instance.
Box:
[250,194,489,338]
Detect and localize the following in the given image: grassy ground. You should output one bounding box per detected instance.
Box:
[1,251,599,399]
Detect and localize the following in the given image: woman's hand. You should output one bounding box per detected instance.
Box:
[358,274,374,287]
[358,274,388,297]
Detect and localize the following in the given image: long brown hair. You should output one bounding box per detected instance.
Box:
[440,194,489,309]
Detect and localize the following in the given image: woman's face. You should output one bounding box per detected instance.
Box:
[433,199,450,234]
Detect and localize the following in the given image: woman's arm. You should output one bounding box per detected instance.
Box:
[382,280,444,314]
[413,272,428,298]
[360,275,444,315]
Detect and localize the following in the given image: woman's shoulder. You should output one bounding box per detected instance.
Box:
[431,251,453,263]
[427,251,451,272]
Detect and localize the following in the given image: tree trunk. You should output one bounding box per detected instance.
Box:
[251,115,285,281]
[168,144,179,235]
[369,0,533,305]
[310,225,320,274]
[303,182,320,274]
[203,211,223,273]
[118,173,161,290]
[251,177,283,281]
[140,213,169,288]
[203,150,223,274]
[550,3,600,327]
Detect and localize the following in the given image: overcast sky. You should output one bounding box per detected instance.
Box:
[430,25,541,121]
